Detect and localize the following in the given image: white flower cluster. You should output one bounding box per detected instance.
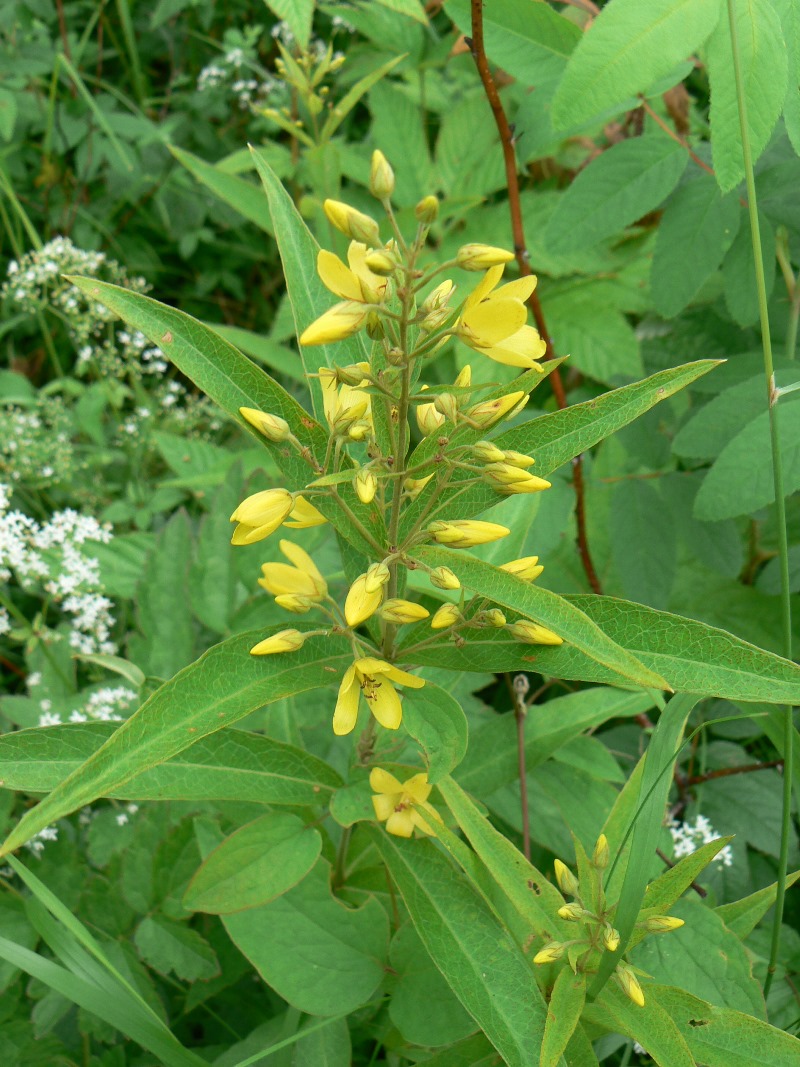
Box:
[0,485,117,656]
[197,37,276,109]
[38,685,138,727]
[668,814,734,867]
[23,825,58,856]
[0,397,75,487]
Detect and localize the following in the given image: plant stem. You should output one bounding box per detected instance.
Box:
[726,0,794,998]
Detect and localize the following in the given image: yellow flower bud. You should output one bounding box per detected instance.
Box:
[355,468,377,504]
[336,363,372,386]
[300,301,368,346]
[558,903,587,922]
[345,565,390,627]
[616,965,645,1007]
[230,488,294,545]
[404,473,434,499]
[554,858,580,897]
[433,392,459,423]
[484,463,551,495]
[478,608,507,627]
[428,519,510,548]
[369,149,395,200]
[603,924,620,953]
[250,629,306,655]
[416,401,446,436]
[381,599,430,624]
[274,593,315,614]
[415,195,439,222]
[502,449,535,468]
[453,365,472,389]
[348,421,370,441]
[364,249,396,275]
[323,198,380,245]
[431,603,462,629]
[364,562,390,594]
[592,834,610,870]
[429,566,460,590]
[641,915,685,933]
[508,620,563,646]
[239,407,290,442]
[466,390,527,428]
[500,556,544,582]
[456,243,515,271]
[533,941,565,966]
[422,279,455,313]
[473,440,506,463]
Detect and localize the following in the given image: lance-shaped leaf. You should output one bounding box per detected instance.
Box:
[583,985,695,1067]
[65,276,383,556]
[402,683,468,783]
[715,871,800,939]
[0,632,352,858]
[540,969,586,1067]
[403,360,719,532]
[402,596,800,705]
[169,145,275,233]
[370,830,548,1067]
[0,722,341,804]
[411,547,669,690]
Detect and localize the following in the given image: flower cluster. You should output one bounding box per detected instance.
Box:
[668,814,733,867]
[0,484,118,656]
[533,836,685,1008]
[229,153,565,839]
[0,396,75,488]
[197,29,281,110]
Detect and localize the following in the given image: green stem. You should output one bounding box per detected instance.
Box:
[726,0,794,998]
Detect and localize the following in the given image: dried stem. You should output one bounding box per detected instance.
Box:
[682,759,783,786]
[468,0,602,595]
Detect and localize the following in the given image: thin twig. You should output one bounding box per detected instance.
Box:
[639,97,715,177]
[505,673,532,861]
[656,848,707,899]
[468,1,602,595]
[682,759,783,786]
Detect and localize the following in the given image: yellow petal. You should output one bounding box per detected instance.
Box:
[463,264,505,310]
[279,540,327,592]
[345,575,383,627]
[460,299,527,347]
[258,563,319,597]
[377,661,426,689]
[283,496,327,528]
[386,810,415,837]
[369,767,404,794]
[403,773,432,804]
[494,275,538,303]
[317,249,362,301]
[481,324,547,368]
[366,679,403,730]
[299,302,368,346]
[372,793,397,821]
[332,667,360,736]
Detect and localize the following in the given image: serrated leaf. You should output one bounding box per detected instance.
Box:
[551,0,721,129]
[371,831,549,1067]
[707,0,788,192]
[264,0,314,48]
[651,173,741,317]
[540,969,585,1067]
[545,291,642,383]
[545,137,687,254]
[0,632,352,857]
[183,811,321,914]
[402,684,468,784]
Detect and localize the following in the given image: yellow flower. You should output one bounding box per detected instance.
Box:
[323,199,381,245]
[369,149,395,200]
[503,449,536,468]
[479,608,507,627]
[284,496,327,529]
[416,400,446,435]
[299,301,369,347]
[258,540,327,602]
[640,915,685,933]
[429,566,460,590]
[250,629,306,656]
[457,265,547,368]
[554,858,580,897]
[404,473,434,500]
[333,657,425,734]
[616,965,645,1008]
[558,903,587,922]
[274,594,314,614]
[415,195,439,222]
[456,243,515,270]
[354,468,377,504]
[239,407,290,442]
[603,924,621,953]
[472,440,506,463]
[501,556,544,582]
[483,463,552,495]
[431,603,461,629]
[420,280,455,332]
[533,941,565,965]
[344,563,390,627]
[320,363,372,437]
[370,767,441,837]
[466,390,529,428]
[508,620,563,646]
[428,519,510,548]
[592,834,610,869]
[230,489,294,545]
[381,599,430,624]
[317,241,389,305]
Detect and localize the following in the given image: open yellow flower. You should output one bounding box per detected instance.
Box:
[317,241,389,305]
[258,540,327,602]
[457,265,547,368]
[284,496,327,529]
[370,768,442,837]
[320,363,372,437]
[333,657,425,734]
[230,489,294,545]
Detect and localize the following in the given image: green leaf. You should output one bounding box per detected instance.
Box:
[128,511,194,679]
[402,683,468,784]
[0,632,352,857]
[715,871,800,938]
[545,137,687,253]
[584,985,696,1067]
[0,722,341,803]
[72,653,145,689]
[374,0,427,22]
[169,145,274,233]
[411,546,670,691]
[207,323,305,382]
[544,289,642,383]
[134,916,219,982]
[370,82,432,206]
[91,532,153,599]
[189,479,240,635]
[220,859,389,1016]
[707,0,788,192]
[694,397,800,520]
[371,831,549,1067]
[183,812,321,914]
[610,480,677,609]
[388,923,476,1047]
[540,969,586,1067]
[320,54,404,142]
[648,984,800,1066]
[551,0,721,129]
[651,172,741,317]
[722,209,776,326]
[0,88,18,141]
[456,687,655,796]
[445,0,581,83]
[264,0,314,48]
